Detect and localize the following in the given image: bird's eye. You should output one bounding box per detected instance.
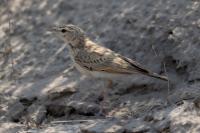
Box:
[61,29,67,33]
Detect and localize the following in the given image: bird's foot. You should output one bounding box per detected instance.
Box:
[96,92,111,117]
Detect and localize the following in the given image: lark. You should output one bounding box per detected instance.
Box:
[50,24,168,83]
[50,24,168,115]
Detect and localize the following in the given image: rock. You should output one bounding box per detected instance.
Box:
[169,101,200,133]
[26,104,47,126]
[48,87,77,100]
[67,101,100,116]
[0,122,25,133]
[167,85,200,104]
[154,120,170,132]
[19,96,37,106]
[81,119,124,133]
[194,97,200,109]
[6,100,26,122]
[28,124,82,133]
[109,106,132,119]
[46,102,69,117]
[124,119,152,133]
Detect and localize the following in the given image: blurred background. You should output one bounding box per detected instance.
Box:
[0,0,200,132]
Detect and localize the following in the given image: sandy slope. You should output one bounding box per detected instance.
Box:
[0,0,200,132]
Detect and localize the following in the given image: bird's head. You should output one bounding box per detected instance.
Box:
[50,24,86,48]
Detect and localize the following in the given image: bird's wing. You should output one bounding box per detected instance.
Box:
[75,42,168,80]
[118,55,151,74]
[74,45,149,74]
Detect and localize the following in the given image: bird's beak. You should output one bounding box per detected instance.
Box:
[48,26,59,32]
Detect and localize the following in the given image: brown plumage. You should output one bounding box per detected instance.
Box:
[51,24,168,81]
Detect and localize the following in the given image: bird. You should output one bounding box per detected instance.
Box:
[50,24,168,82]
[50,24,168,115]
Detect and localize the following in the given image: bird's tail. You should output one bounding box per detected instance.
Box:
[146,72,168,81]
[120,55,169,81]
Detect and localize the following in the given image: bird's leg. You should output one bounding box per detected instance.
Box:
[62,64,75,77]
[107,79,113,88]
[98,79,113,116]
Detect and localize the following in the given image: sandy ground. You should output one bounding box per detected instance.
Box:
[0,0,200,132]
